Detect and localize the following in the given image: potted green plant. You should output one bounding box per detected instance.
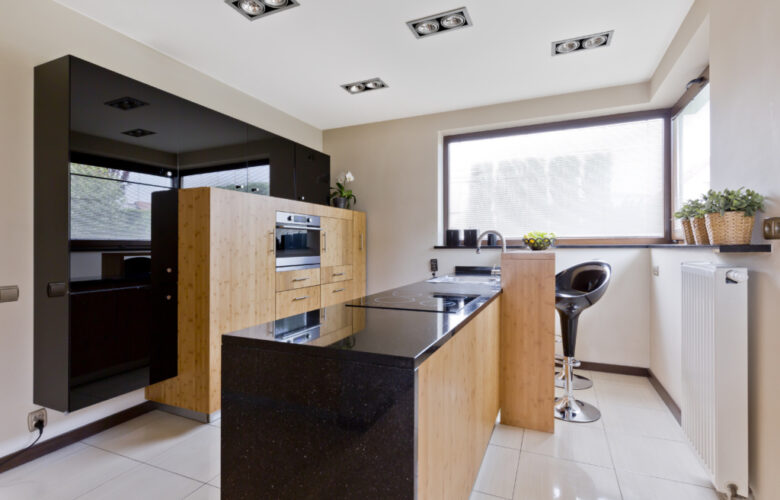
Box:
[329,171,357,209]
[673,200,696,244]
[684,198,709,245]
[704,187,765,244]
[523,231,556,250]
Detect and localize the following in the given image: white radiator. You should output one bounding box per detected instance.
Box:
[681,263,749,497]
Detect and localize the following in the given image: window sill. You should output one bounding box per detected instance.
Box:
[433,244,772,253]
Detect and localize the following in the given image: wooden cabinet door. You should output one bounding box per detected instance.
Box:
[352,211,367,299]
[321,216,352,268]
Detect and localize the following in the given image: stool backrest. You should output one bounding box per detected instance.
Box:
[555,261,612,305]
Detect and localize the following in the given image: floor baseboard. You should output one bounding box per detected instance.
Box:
[648,369,681,423]
[0,401,156,474]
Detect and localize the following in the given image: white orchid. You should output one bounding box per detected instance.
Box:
[337,171,355,184]
[331,171,357,208]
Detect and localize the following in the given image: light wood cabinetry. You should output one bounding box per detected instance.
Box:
[321,264,352,284]
[321,280,354,308]
[146,187,367,417]
[352,211,367,299]
[417,299,500,500]
[276,267,320,291]
[321,216,352,268]
[276,285,321,319]
[500,251,555,433]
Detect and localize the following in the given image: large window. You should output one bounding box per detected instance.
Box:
[672,80,710,239]
[444,111,670,242]
[70,163,174,241]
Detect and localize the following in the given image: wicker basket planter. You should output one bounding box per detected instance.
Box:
[690,217,710,245]
[705,211,755,245]
[681,219,695,244]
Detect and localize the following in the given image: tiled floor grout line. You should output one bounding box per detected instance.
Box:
[79,440,213,487]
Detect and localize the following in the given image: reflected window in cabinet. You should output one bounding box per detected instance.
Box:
[70,161,174,241]
[180,161,270,195]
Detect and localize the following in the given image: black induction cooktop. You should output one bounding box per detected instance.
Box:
[349,289,480,313]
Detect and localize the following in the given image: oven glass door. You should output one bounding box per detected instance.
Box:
[275,225,320,268]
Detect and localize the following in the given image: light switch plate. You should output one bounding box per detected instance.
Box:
[763,217,780,239]
[0,285,19,303]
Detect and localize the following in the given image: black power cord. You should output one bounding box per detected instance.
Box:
[0,419,44,468]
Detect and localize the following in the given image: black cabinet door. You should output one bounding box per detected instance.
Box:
[294,144,330,205]
[248,126,295,200]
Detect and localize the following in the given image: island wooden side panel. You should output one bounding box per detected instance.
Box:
[417,299,500,500]
[500,251,555,433]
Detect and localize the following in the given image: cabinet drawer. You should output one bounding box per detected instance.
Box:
[321,265,353,284]
[321,280,353,308]
[276,285,321,319]
[276,268,321,292]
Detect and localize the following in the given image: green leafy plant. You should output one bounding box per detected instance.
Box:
[674,199,706,219]
[704,188,765,216]
[524,231,556,240]
[328,171,357,208]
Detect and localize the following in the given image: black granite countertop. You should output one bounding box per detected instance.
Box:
[223,279,501,369]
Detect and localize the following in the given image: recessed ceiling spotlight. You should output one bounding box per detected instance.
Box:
[342,78,388,95]
[407,7,473,39]
[225,0,298,21]
[552,31,613,56]
[105,96,148,111]
[122,128,156,138]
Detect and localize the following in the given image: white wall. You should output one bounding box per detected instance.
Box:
[0,1,322,458]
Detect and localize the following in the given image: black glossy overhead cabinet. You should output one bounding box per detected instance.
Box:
[34,55,330,412]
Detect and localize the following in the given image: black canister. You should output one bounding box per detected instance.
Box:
[446,229,461,247]
[463,229,478,247]
[487,233,498,246]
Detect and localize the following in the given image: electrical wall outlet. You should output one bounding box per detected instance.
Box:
[430,258,438,274]
[652,265,660,276]
[28,408,47,432]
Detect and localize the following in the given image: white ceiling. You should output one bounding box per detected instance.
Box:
[54,0,694,130]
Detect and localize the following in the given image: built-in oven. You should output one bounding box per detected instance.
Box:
[271,309,321,344]
[275,211,321,270]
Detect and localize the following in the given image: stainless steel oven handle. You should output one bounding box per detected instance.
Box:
[276,224,322,231]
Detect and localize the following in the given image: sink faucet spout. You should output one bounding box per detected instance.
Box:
[476,230,507,254]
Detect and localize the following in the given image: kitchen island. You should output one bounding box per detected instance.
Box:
[221,252,554,499]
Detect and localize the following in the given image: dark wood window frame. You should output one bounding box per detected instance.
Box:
[442,109,673,246]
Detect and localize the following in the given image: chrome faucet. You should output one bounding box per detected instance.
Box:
[476,230,507,254]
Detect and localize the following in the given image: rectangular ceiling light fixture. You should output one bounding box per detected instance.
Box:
[225,0,299,21]
[552,31,614,56]
[407,7,472,39]
[122,128,156,138]
[105,96,148,111]
[342,78,388,95]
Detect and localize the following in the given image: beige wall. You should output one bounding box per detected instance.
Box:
[708,0,780,497]
[0,1,321,457]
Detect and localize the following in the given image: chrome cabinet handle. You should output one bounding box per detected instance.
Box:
[268,231,275,254]
[293,296,309,301]
[332,272,344,277]
[360,233,364,251]
[323,232,327,252]
[333,288,345,293]
[292,277,310,282]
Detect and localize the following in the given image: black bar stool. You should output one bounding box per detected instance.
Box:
[554,261,611,423]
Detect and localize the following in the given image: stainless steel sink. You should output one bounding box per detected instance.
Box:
[426,274,500,286]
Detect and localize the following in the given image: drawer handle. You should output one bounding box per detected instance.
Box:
[268,231,275,254]
[293,296,309,301]
[360,233,364,251]
[333,288,345,293]
[292,277,310,282]
[323,232,327,252]
[332,272,344,277]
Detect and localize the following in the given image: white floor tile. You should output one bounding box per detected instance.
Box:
[513,452,621,500]
[594,380,667,411]
[185,484,221,500]
[522,421,613,468]
[601,403,683,441]
[473,445,520,499]
[608,433,711,487]
[490,424,524,450]
[617,470,720,500]
[78,463,202,500]
[0,443,136,500]
[209,418,221,428]
[470,491,503,500]
[208,474,220,488]
[84,410,206,462]
[147,425,220,482]
[589,372,651,386]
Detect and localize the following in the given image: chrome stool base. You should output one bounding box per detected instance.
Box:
[554,395,602,423]
[554,371,593,390]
